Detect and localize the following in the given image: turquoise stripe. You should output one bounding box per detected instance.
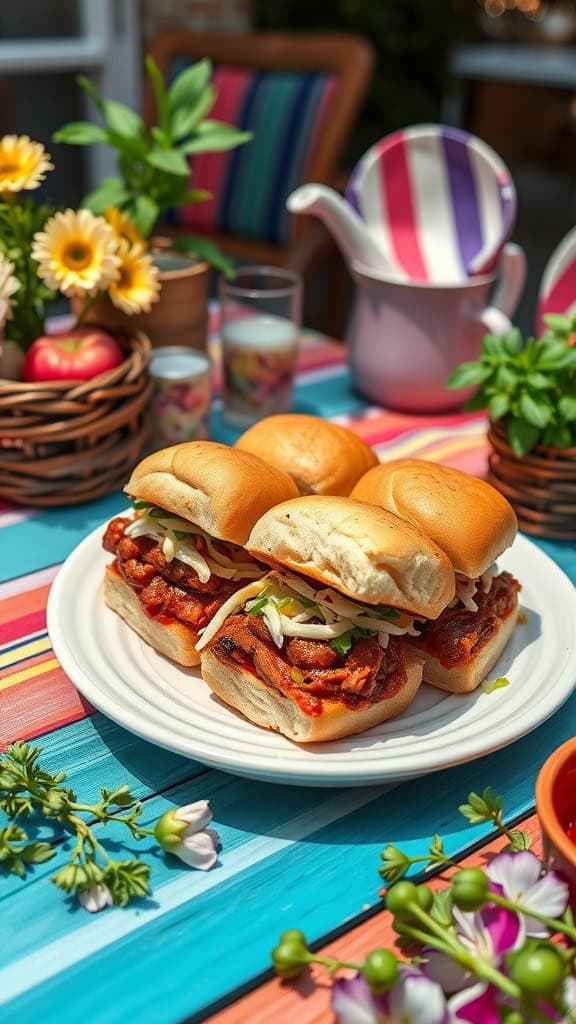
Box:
[225,74,300,240]
[5,700,576,1022]
[0,492,126,583]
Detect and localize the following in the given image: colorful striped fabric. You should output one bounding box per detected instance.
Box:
[171,62,337,245]
[346,125,516,284]
[536,225,576,334]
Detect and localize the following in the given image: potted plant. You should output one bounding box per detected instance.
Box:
[53,57,252,350]
[447,318,576,538]
[0,137,156,505]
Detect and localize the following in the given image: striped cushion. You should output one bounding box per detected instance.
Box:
[169,62,337,245]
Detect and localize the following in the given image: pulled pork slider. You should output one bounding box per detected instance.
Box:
[235,413,379,496]
[102,441,299,666]
[351,459,520,693]
[197,496,455,742]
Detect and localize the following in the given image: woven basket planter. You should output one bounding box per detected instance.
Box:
[487,419,576,540]
[0,330,152,507]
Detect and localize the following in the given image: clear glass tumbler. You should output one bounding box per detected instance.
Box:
[219,266,302,427]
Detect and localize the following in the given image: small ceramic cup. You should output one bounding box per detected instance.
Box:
[535,737,576,898]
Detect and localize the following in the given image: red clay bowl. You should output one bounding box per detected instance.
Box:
[536,737,576,897]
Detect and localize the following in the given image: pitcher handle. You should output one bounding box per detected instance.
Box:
[490,242,526,319]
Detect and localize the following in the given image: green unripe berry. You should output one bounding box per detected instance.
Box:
[451,868,489,911]
[415,885,433,912]
[271,940,308,980]
[509,945,565,997]
[385,880,419,918]
[278,929,308,948]
[362,949,399,993]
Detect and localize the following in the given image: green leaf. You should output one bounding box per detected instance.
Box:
[130,194,159,239]
[53,122,108,146]
[543,423,574,449]
[482,333,503,359]
[463,391,489,412]
[330,630,356,657]
[76,74,106,116]
[146,147,190,176]
[495,365,519,389]
[104,859,150,907]
[500,329,522,356]
[145,56,171,135]
[430,888,453,928]
[171,234,235,277]
[527,371,553,390]
[447,362,492,389]
[488,393,510,420]
[505,830,532,852]
[558,395,576,422]
[20,842,56,864]
[169,59,212,110]
[103,100,144,140]
[507,418,540,457]
[181,123,252,155]
[542,313,572,333]
[519,392,552,429]
[82,177,130,214]
[378,844,410,884]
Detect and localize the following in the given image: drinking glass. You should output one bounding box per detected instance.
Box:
[219,266,302,427]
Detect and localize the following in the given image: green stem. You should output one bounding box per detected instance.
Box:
[489,892,576,943]
[312,954,363,973]
[74,292,99,327]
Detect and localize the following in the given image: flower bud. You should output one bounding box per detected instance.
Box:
[78,883,113,913]
[154,801,220,870]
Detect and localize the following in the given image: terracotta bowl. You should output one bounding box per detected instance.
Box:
[536,737,576,897]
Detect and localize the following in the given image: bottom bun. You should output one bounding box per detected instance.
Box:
[408,600,520,694]
[103,565,201,667]
[200,648,424,743]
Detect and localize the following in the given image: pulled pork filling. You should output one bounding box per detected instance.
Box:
[207,613,409,717]
[103,516,245,630]
[411,571,520,668]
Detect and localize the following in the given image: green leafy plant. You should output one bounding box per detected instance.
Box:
[53,57,252,275]
[0,198,55,349]
[447,317,576,457]
[0,741,219,909]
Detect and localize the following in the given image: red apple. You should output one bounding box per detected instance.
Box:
[22,327,125,382]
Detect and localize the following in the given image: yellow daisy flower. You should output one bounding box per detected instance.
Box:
[0,255,20,322]
[32,209,120,298]
[0,135,53,194]
[104,207,144,247]
[108,240,160,315]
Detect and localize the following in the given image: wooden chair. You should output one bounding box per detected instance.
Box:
[146,31,375,332]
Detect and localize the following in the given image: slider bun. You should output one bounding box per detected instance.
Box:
[235,414,379,496]
[247,495,455,618]
[104,565,200,666]
[351,459,517,578]
[125,440,299,545]
[200,648,424,742]
[408,598,520,694]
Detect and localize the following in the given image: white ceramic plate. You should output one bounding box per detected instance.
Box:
[47,522,576,787]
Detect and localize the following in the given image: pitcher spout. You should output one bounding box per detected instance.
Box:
[286,183,392,274]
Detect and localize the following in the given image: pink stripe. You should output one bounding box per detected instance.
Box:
[180,67,252,231]
[303,76,337,179]
[381,133,428,281]
[538,260,576,332]
[2,608,46,646]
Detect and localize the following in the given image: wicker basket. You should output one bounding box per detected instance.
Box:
[487,419,576,540]
[0,330,152,506]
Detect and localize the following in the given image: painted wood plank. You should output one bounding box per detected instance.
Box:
[1,701,572,1024]
[0,493,128,583]
[206,816,543,1024]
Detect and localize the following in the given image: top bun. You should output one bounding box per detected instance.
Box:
[125,441,299,545]
[350,459,517,578]
[235,414,379,496]
[247,495,455,617]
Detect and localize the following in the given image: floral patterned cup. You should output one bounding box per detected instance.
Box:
[148,347,212,450]
[219,267,302,427]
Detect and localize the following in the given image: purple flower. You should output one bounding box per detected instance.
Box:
[424,905,524,994]
[486,850,569,937]
[332,966,450,1024]
[448,982,501,1023]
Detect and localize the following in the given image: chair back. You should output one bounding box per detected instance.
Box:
[146,32,374,247]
